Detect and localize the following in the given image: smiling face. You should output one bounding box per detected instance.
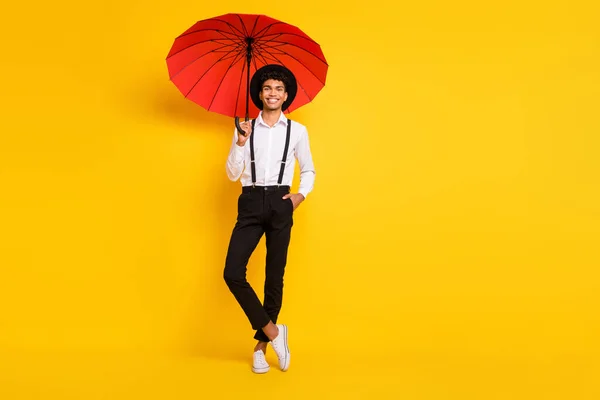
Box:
[259,79,288,111]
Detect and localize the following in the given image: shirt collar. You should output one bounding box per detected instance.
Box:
[256,111,289,128]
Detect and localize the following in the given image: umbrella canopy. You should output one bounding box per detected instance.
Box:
[166,13,328,123]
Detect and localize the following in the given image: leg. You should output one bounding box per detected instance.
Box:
[254,192,294,342]
[254,321,278,354]
[223,195,271,331]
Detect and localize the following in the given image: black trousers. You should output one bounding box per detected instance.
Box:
[223,185,294,342]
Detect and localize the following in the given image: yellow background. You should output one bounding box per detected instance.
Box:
[1,0,599,398]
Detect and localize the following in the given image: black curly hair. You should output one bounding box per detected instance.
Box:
[259,70,290,92]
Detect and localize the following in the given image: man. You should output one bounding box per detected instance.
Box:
[223,64,316,373]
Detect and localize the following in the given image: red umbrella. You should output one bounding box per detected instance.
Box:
[165,13,328,131]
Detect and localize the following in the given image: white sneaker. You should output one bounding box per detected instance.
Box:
[252,350,269,374]
[269,324,290,371]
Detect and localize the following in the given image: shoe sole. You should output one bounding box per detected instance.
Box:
[252,366,269,374]
[280,324,290,372]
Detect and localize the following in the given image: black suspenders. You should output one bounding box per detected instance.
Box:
[249,119,292,186]
[250,119,257,184]
[278,120,292,185]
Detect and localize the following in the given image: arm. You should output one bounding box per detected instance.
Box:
[225,128,246,181]
[295,126,316,199]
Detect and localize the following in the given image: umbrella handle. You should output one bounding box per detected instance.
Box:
[234,116,250,136]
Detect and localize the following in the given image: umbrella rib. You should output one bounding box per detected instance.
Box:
[210,18,246,39]
[253,50,271,68]
[216,51,246,61]
[167,38,241,60]
[257,33,283,47]
[171,45,243,84]
[213,19,246,39]
[185,48,245,97]
[254,50,280,65]
[269,53,314,105]
[253,22,286,40]
[252,54,260,71]
[259,41,325,78]
[169,43,244,80]
[211,40,243,49]
[234,14,250,38]
[207,50,246,110]
[176,28,242,41]
[249,14,261,37]
[257,30,320,45]
[256,40,328,65]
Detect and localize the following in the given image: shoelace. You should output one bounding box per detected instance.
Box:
[255,352,266,360]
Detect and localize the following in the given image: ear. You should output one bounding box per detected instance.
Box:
[283,92,288,102]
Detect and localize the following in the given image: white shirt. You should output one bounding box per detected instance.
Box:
[226,111,316,198]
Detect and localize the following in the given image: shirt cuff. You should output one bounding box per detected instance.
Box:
[299,188,310,199]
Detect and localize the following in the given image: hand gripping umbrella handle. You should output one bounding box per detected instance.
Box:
[234,116,249,136]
